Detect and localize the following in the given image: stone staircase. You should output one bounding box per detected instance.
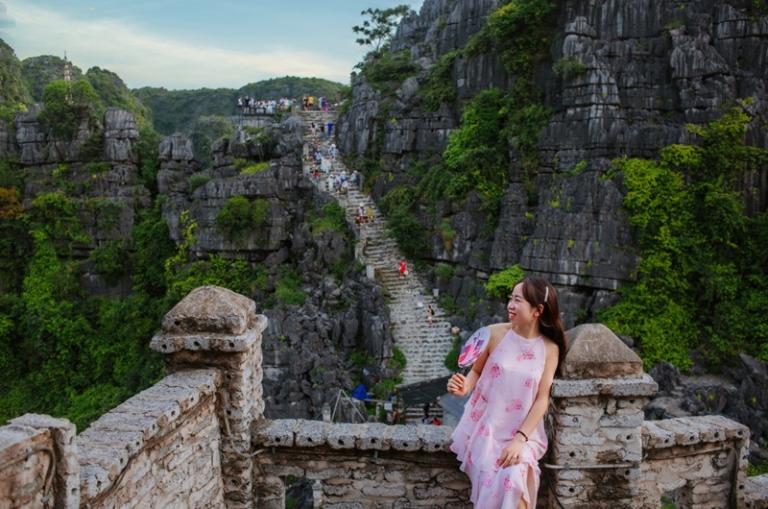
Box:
[299,110,453,386]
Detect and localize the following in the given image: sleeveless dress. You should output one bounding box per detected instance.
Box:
[450,329,547,508]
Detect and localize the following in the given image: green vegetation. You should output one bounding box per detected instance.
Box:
[443,88,509,212]
[380,186,428,259]
[87,162,110,175]
[216,196,270,241]
[359,49,419,94]
[132,87,236,135]
[434,263,455,281]
[190,115,234,167]
[600,104,768,369]
[421,50,461,111]
[485,264,525,299]
[553,57,587,80]
[467,0,555,85]
[38,79,101,138]
[0,40,32,107]
[85,67,152,129]
[89,240,131,285]
[445,335,461,371]
[0,167,274,429]
[748,459,768,476]
[275,268,306,306]
[374,0,557,241]
[188,174,212,193]
[20,54,82,102]
[439,219,457,251]
[311,202,348,235]
[352,5,411,51]
[241,162,270,175]
[238,76,347,103]
[136,127,162,193]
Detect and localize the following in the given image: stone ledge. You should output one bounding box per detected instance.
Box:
[0,424,50,466]
[253,419,455,452]
[551,373,658,398]
[745,474,768,509]
[76,368,220,500]
[642,415,750,450]
[159,285,260,335]
[150,315,268,354]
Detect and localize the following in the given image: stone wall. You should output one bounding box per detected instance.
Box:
[640,416,749,508]
[252,419,469,508]
[76,369,224,508]
[0,414,76,509]
[1,288,767,508]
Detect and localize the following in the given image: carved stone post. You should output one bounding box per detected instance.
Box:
[547,324,658,508]
[151,286,267,509]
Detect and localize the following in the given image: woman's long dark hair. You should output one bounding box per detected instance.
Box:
[518,277,567,374]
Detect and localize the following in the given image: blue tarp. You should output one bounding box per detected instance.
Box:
[351,383,368,400]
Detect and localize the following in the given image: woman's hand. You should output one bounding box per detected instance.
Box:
[497,435,526,468]
[447,373,469,396]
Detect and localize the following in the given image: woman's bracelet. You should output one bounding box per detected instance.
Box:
[515,430,529,442]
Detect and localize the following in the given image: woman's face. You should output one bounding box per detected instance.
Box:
[507,282,540,326]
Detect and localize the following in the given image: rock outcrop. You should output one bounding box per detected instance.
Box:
[6,106,150,295]
[158,117,398,420]
[336,0,768,328]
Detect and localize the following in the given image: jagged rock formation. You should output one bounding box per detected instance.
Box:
[647,354,768,462]
[157,117,398,420]
[2,106,150,294]
[336,0,768,327]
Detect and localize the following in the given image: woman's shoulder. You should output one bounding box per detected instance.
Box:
[541,336,561,356]
[488,323,512,346]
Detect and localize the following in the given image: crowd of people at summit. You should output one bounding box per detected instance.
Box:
[236,95,336,115]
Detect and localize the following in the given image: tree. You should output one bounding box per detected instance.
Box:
[38,79,101,137]
[352,5,411,51]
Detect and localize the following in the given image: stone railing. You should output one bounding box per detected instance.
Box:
[252,419,468,508]
[1,286,767,508]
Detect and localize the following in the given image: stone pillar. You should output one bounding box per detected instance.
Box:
[547,324,658,508]
[5,414,79,509]
[150,285,268,509]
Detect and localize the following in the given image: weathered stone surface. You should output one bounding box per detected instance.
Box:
[562,323,644,379]
[552,374,658,398]
[158,285,260,335]
[337,0,768,337]
[745,474,768,509]
[103,108,139,162]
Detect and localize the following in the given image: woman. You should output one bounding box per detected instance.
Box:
[447,277,566,509]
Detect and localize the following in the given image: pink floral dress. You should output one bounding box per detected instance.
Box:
[450,329,547,508]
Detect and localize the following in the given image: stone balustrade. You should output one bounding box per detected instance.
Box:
[1,287,767,508]
[252,419,468,508]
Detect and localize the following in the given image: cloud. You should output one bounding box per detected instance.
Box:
[0,1,15,29]
[3,2,352,88]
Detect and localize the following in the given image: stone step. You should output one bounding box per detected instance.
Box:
[302,121,454,388]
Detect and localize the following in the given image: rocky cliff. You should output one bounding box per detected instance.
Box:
[157,118,396,419]
[337,0,768,327]
[2,105,151,294]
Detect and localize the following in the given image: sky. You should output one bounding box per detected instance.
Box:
[0,0,423,90]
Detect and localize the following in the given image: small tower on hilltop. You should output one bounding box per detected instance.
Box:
[63,51,73,104]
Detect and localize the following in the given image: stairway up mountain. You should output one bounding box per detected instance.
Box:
[299,110,453,386]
